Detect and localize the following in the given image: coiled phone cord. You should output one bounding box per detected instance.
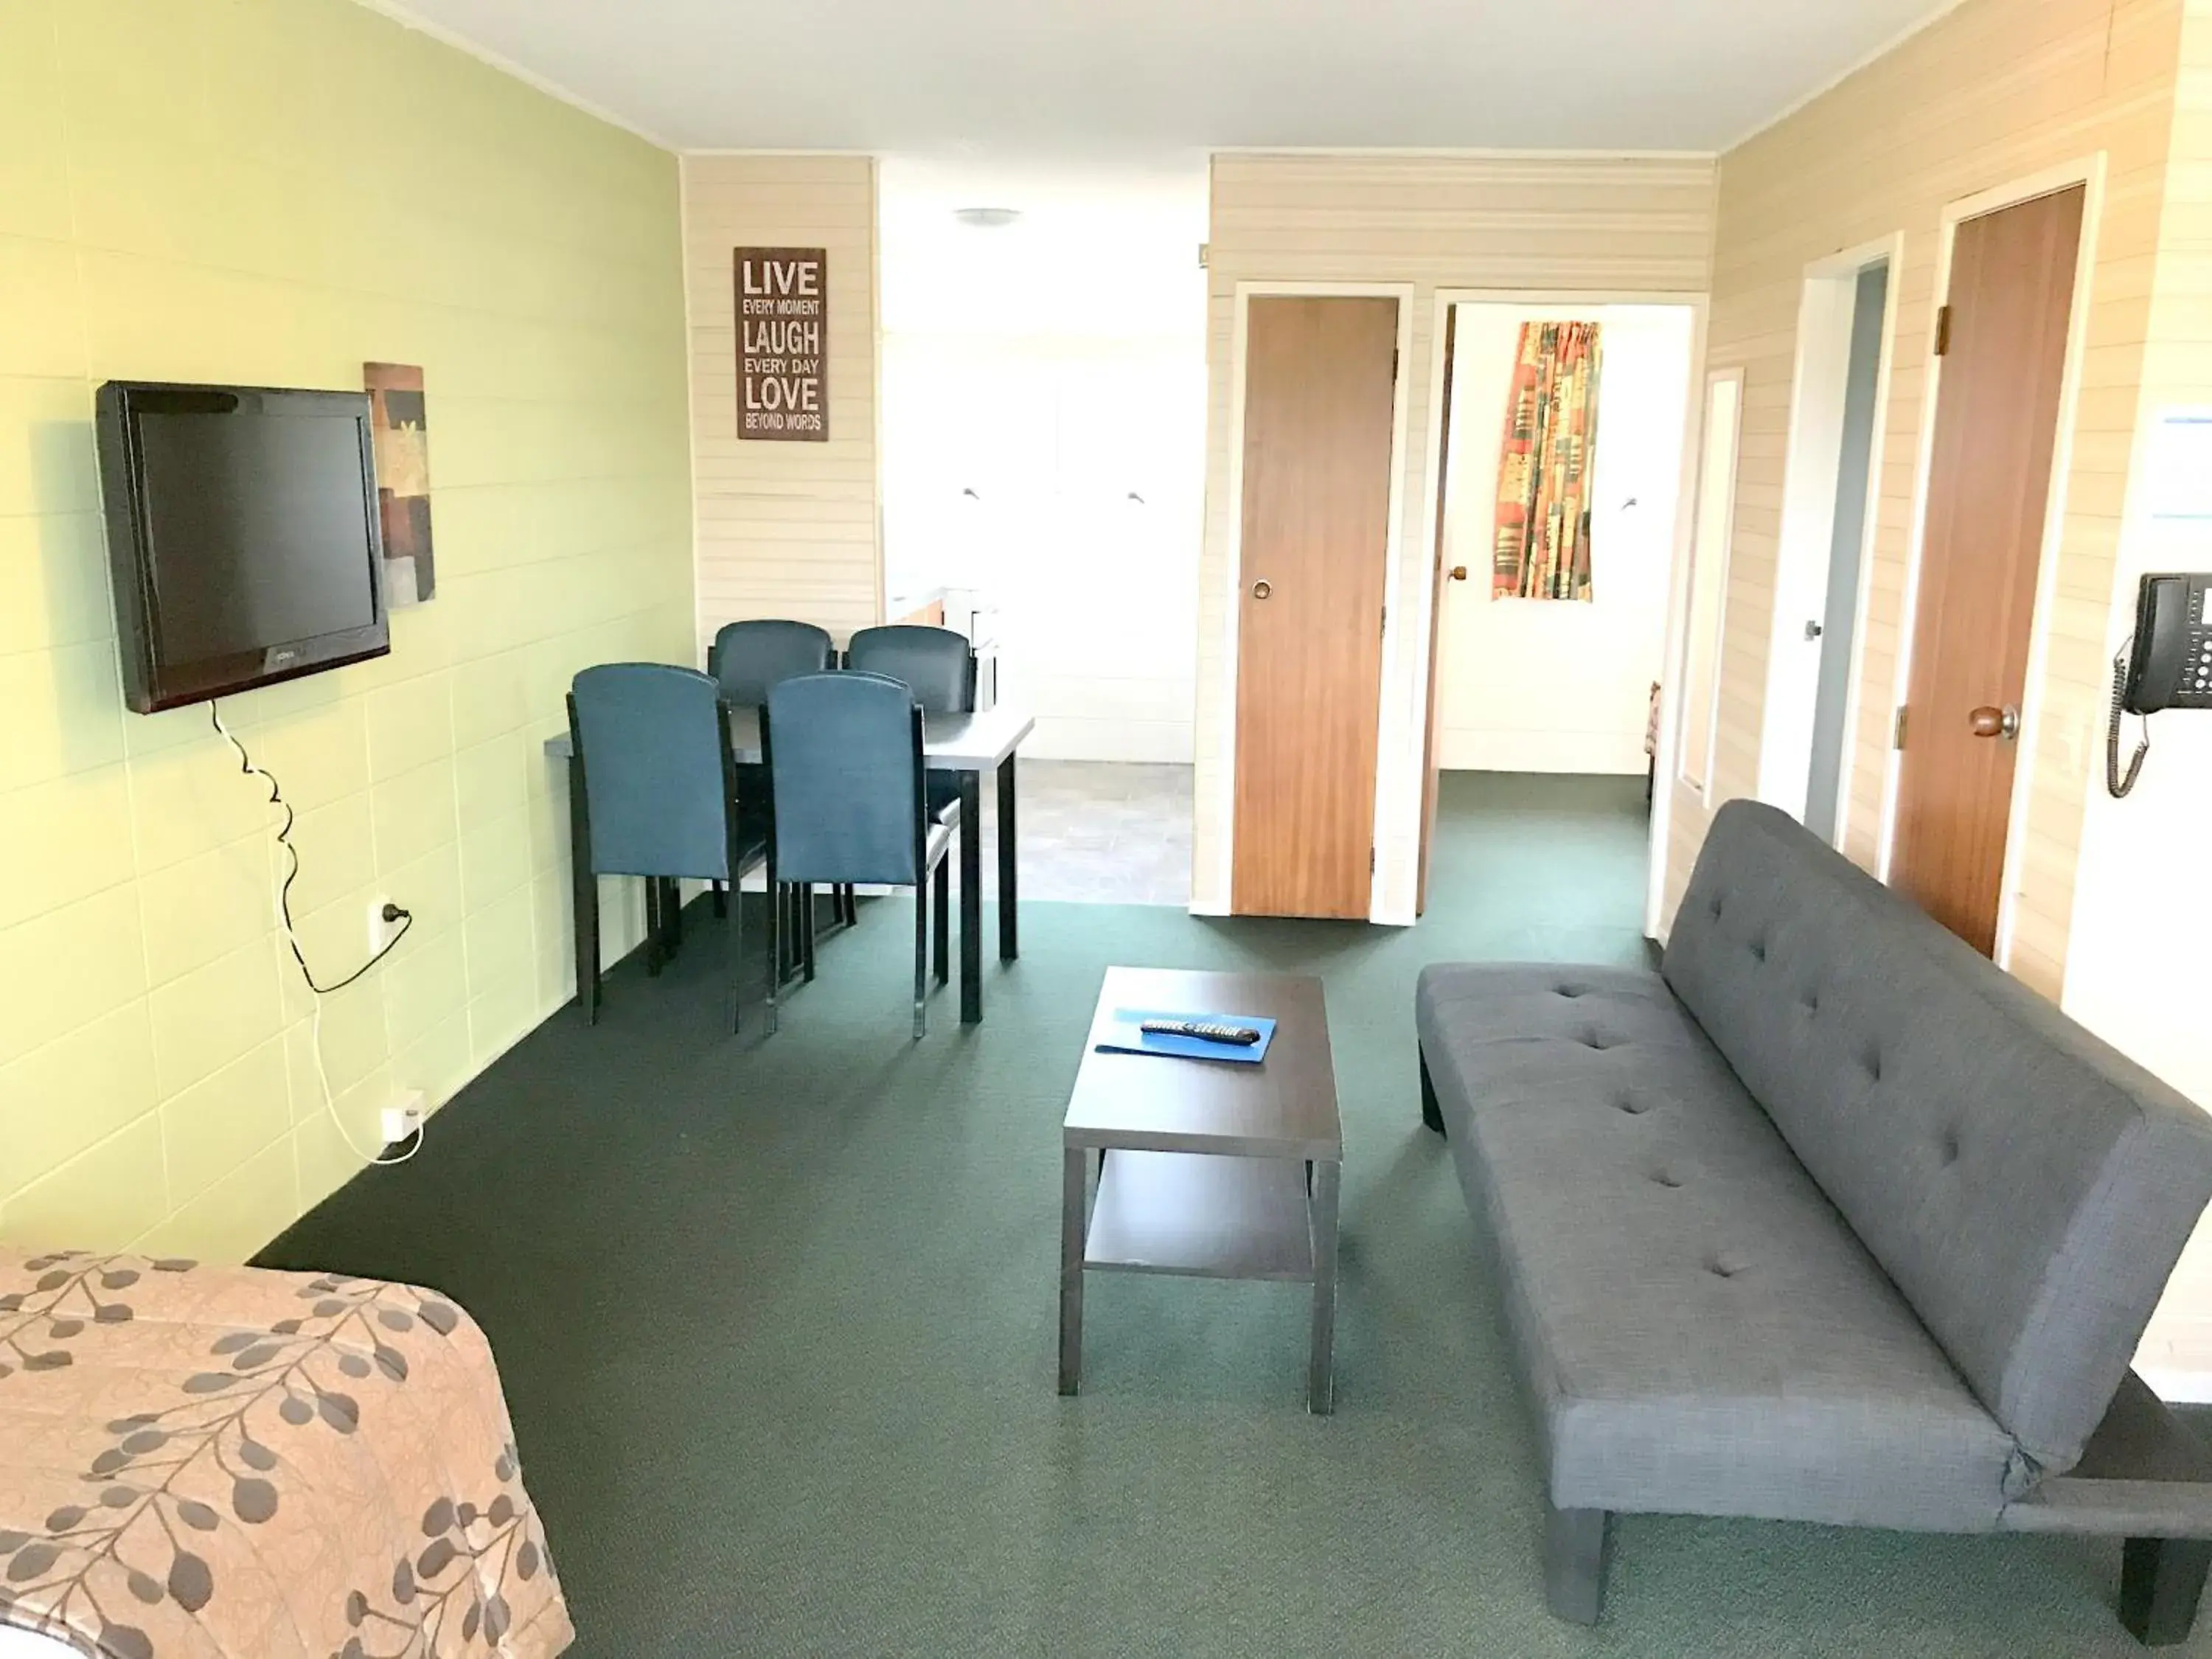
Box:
[2107,645,2151,799]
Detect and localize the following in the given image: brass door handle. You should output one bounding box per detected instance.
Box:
[1448,566,1469,582]
[1251,580,1272,600]
[1968,705,2020,740]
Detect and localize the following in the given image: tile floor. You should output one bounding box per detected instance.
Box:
[757,760,1195,910]
[973,759,1192,907]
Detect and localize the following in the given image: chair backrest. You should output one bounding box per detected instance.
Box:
[1663,800,2212,1484]
[568,664,737,881]
[708,619,835,706]
[764,672,925,887]
[845,625,973,714]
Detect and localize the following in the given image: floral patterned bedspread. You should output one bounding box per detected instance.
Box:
[0,1248,574,1659]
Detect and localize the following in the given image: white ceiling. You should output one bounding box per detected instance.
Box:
[376,0,1952,156]
[878,158,1208,339]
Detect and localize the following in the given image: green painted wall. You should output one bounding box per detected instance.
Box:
[0,0,692,1258]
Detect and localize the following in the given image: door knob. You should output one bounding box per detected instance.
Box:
[1968,705,2020,740]
[1449,566,1469,582]
[1251,580,1273,600]
[1804,619,1824,641]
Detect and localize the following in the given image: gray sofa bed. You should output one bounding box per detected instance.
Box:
[1416,799,2212,1644]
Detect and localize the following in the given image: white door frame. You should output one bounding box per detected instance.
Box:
[1673,365,1748,816]
[1405,287,1708,940]
[1755,233,1905,838]
[1877,155,2106,972]
[1644,337,1721,939]
[1211,281,1414,922]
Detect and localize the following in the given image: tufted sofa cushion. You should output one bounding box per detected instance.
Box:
[1663,801,2212,1484]
[1418,964,2017,1528]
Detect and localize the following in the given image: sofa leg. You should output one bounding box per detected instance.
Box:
[1419,1050,1445,1137]
[1543,1502,1611,1626]
[2122,1536,2212,1645]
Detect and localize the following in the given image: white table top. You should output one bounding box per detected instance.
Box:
[543,703,1034,773]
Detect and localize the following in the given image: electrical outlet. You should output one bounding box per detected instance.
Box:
[367,896,397,953]
[380,1089,427,1147]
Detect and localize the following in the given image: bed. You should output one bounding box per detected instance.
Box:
[0,1248,573,1658]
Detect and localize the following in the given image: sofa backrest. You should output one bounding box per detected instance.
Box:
[1663,801,2212,1482]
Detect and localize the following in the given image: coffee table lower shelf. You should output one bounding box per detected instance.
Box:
[1084,1150,1314,1281]
[1059,1143,1340,1413]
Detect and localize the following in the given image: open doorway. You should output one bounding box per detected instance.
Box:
[1420,300,1700,932]
[1756,238,1901,844]
[877,159,1207,905]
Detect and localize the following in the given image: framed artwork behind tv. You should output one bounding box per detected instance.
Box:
[365,361,436,604]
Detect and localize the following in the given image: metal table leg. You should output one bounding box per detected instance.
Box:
[568,754,598,1022]
[1308,1158,1340,1414]
[960,768,983,1023]
[1058,1146,1088,1394]
[997,752,1018,961]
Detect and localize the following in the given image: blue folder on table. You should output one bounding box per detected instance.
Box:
[1095,1009,1276,1065]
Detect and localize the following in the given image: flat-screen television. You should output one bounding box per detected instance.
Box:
[97,382,390,712]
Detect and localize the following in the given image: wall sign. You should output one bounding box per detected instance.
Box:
[735,247,828,442]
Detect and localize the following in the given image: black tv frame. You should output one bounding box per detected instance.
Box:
[97,380,392,714]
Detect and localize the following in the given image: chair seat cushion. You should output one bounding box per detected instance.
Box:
[1417,963,2017,1531]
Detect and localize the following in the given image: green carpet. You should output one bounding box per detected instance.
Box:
[260,773,2202,1657]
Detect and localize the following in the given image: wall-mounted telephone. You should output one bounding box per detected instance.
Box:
[2108,571,2212,796]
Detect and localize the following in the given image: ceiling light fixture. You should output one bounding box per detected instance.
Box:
[953,206,1023,228]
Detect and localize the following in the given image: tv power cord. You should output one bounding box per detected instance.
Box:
[210,702,421,1166]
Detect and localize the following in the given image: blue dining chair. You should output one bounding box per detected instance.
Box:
[707,617,849,939]
[567,664,768,1033]
[844,625,975,712]
[761,672,952,1039]
[708,619,835,705]
[845,625,975,821]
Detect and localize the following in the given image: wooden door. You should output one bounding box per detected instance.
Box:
[1231,296,1399,918]
[1891,184,2083,954]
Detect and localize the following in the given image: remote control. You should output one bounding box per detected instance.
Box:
[1140,1020,1262,1046]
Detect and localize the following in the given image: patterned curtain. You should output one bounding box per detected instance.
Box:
[1492,321,1604,601]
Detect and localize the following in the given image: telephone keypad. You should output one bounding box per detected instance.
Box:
[2185,620,2212,707]
[2173,579,2212,709]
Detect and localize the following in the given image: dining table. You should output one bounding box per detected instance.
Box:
[544,703,1035,1025]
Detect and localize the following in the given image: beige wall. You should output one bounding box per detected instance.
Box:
[2070,0,2212,1390]
[0,0,692,1259]
[1196,152,1717,918]
[1669,0,2212,1379]
[1668,0,2188,998]
[2070,0,2212,1108]
[683,155,883,654]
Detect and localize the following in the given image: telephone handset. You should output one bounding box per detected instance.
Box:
[2107,571,2212,797]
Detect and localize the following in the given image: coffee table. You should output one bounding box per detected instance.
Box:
[1057,967,1343,1413]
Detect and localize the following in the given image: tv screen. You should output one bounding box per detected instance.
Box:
[97,383,389,712]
